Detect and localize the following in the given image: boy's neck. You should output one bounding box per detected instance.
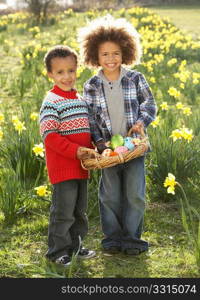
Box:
[102,68,121,81]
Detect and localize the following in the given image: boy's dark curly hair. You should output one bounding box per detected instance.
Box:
[78,15,142,67]
[44,45,78,72]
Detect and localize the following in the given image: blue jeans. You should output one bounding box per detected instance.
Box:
[99,156,148,252]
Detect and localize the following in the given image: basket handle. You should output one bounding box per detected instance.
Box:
[127,126,145,138]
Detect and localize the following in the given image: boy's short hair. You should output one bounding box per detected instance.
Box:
[44,45,78,72]
[78,15,142,67]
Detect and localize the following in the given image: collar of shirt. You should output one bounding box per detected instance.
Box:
[97,66,128,88]
[51,85,77,99]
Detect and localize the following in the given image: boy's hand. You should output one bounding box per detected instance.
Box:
[96,141,108,154]
[77,147,100,160]
[131,121,144,135]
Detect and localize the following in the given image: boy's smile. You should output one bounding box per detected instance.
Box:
[98,41,122,80]
[48,56,77,91]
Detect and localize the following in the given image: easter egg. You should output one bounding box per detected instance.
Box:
[124,137,135,151]
[132,138,141,146]
[114,146,128,154]
[110,134,124,150]
[110,151,118,156]
[102,148,113,157]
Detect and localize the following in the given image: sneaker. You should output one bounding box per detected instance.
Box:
[103,246,121,254]
[123,248,141,255]
[55,255,71,266]
[77,247,96,259]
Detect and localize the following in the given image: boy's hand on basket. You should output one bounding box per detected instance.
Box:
[131,121,144,135]
[96,141,108,154]
[77,147,100,160]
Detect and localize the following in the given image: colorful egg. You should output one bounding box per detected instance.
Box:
[124,137,135,151]
[132,138,141,146]
[110,151,118,156]
[114,146,129,154]
[102,148,113,157]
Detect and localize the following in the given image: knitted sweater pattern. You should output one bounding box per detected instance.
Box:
[40,85,92,184]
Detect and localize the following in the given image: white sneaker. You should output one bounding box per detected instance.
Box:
[77,248,96,259]
[55,255,71,266]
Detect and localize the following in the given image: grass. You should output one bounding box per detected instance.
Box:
[151,5,200,38]
[0,202,199,278]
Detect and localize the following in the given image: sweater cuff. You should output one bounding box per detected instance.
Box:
[44,132,80,160]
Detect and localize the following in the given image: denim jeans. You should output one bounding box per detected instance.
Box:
[99,156,148,252]
[46,179,88,261]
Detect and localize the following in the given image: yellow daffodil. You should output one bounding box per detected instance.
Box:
[168,87,181,99]
[160,102,169,111]
[149,77,156,83]
[32,143,45,157]
[167,58,177,66]
[0,129,3,141]
[164,173,177,195]
[34,185,50,197]
[192,72,200,84]
[151,116,160,128]
[12,115,20,125]
[182,106,192,116]
[30,112,39,121]
[176,102,184,109]
[14,120,26,134]
[180,128,194,142]
[170,127,193,143]
[0,113,4,124]
[170,129,182,142]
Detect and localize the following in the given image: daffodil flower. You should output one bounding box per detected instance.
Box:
[0,113,4,124]
[168,87,181,99]
[14,120,26,134]
[32,143,45,157]
[164,173,177,195]
[30,112,38,121]
[176,102,184,110]
[151,116,160,128]
[182,106,192,116]
[34,185,50,197]
[170,129,182,142]
[0,129,3,141]
[160,102,169,111]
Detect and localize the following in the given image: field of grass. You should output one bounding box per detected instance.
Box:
[0,202,199,278]
[152,5,200,38]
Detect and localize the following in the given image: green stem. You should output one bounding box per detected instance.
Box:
[176,182,196,242]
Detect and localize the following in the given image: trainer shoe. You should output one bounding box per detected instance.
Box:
[55,255,71,266]
[123,248,141,255]
[103,246,121,254]
[77,247,96,259]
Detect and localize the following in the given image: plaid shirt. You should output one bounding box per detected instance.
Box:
[83,68,157,143]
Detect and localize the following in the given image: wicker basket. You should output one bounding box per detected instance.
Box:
[81,128,149,170]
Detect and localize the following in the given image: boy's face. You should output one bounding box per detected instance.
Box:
[48,56,77,91]
[98,41,122,76]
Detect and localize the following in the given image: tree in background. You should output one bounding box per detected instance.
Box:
[24,0,55,22]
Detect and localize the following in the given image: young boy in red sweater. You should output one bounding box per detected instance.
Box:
[40,45,97,266]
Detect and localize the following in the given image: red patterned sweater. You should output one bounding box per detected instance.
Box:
[39,85,92,184]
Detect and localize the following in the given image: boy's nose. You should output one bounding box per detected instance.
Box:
[63,72,70,79]
[107,54,115,60]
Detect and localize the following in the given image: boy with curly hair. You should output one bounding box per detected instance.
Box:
[78,16,157,255]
